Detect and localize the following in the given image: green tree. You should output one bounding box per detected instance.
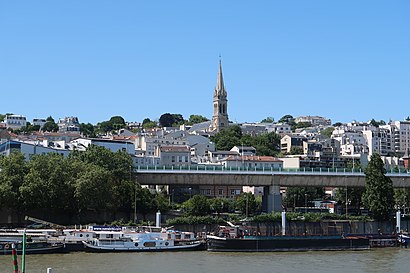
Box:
[171,114,185,126]
[335,187,364,210]
[235,192,257,216]
[260,117,274,123]
[363,153,395,221]
[295,122,312,129]
[283,187,326,208]
[42,116,59,132]
[73,163,114,211]
[142,118,157,129]
[188,115,209,124]
[0,114,5,122]
[394,188,410,213]
[321,127,334,138]
[79,123,96,137]
[211,125,242,151]
[19,153,75,211]
[0,152,28,209]
[278,115,294,123]
[134,186,157,219]
[333,122,343,127]
[109,116,126,129]
[159,113,175,127]
[183,195,211,216]
[288,146,304,155]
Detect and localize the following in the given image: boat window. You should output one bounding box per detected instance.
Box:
[143,242,156,247]
[134,243,139,247]
[184,234,191,239]
[165,242,169,246]
[168,234,171,240]
[80,234,83,237]
[175,234,181,240]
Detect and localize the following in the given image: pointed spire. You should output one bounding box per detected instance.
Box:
[215,58,225,96]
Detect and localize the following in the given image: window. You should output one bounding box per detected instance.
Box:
[218,189,224,196]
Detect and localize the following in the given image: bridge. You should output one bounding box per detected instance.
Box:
[134,166,410,213]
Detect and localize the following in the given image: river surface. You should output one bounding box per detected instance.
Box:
[1,248,410,273]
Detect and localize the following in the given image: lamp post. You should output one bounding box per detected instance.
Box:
[305,194,307,214]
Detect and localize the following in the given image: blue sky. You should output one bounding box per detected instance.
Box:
[1,1,409,125]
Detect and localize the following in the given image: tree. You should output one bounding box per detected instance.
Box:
[363,153,395,221]
[394,188,410,213]
[183,195,211,216]
[369,119,386,127]
[142,118,157,129]
[0,114,5,122]
[278,115,293,123]
[211,125,242,151]
[260,117,274,123]
[321,127,334,138]
[19,153,75,211]
[159,113,174,127]
[0,152,28,209]
[109,116,126,129]
[333,122,343,127]
[283,187,325,208]
[42,116,59,132]
[335,187,364,211]
[235,192,258,216]
[171,114,185,126]
[294,122,312,129]
[188,115,209,124]
[79,123,96,137]
[73,163,114,211]
[288,146,303,155]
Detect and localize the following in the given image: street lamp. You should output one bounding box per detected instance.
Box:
[305,194,308,214]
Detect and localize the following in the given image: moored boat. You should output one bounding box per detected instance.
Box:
[83,226,204,252]
[0,241,67,255]
[207,224,370,252]
[207,235,370,252]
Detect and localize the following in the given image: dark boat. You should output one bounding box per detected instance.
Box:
[0,241,67,255]
[207,235,370,252]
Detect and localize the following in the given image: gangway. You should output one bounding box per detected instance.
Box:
[25,216,66,229]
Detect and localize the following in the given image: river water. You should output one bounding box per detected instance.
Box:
[1,248,409,273]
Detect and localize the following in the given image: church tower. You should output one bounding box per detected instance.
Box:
[211,59,229,132]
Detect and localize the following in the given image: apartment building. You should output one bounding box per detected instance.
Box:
[294,115,331,126]
[5,115,27,130]
[381,121,410,154]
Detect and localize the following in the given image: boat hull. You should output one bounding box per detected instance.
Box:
[83,241,205,252]
[0,242,67,255]
[207,236,370,252]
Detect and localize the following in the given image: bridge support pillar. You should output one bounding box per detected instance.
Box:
[263,185,282,213]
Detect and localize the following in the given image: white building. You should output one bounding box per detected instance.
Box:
[230,146,256,156]
[5,115,27,130]
[266,123,292,135]
[71,138,135,154]
[362,127,391,156]
[58,116,80,133]
[159,145,191,167]
[0,140,70,159]
[294,115,331,126]
[381,121,410,154]
[222,155,283,169]
[32,118,47,128]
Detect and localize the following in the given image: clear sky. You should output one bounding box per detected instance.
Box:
[1,1,409,125]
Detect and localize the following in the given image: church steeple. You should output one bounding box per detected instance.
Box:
[211,58,229,132]
[214,59,226,96]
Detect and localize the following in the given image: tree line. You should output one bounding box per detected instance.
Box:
[0,145,169,220]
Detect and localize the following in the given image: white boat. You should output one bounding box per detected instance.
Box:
[82,227,204,252]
